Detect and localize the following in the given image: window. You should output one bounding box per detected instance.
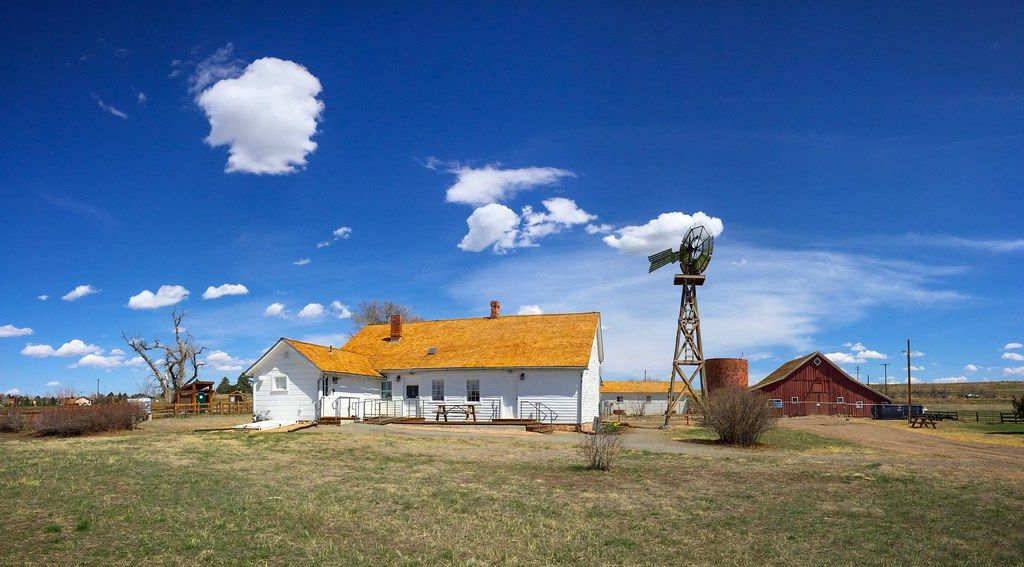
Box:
[405,384,419,399]
[645,395,653,402]
[466,379,480,403]
[791,396,799,403]
[432,379,445,401]
[855,401,864,409]
[615,396,624,403]
[381,381,393,401]
[773,399,784,409]
[836,396,845,404]
[272,374,288,392]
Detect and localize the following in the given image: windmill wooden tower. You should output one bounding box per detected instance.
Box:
[647,226,715,426]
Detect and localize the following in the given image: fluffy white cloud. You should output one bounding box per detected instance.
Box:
[517,305,543,315]
[438,162,576,206]
[264,303,287,318]
[519,198,597,247]
[72,353,126,369]
[824,352,860,365]
[1004,342,1023,350]
[330,301,352,319]
[459,204,520,253]
[317,241,331,249]
[197,57,324,175]
[964,364,980,372]
[202,283,249,300]
[1002,352,1024,361]
[297,303,325,318]
[449,243,963,378]
[38,295,49,301]
[293,258,311,266]
[21,339,102,358]
[62,284,100,301]
[127,285,190,309]
[585,223,613,235]
[333,226,352,239]
[45,381,60,387]
[603,212,725,256]
[0,324,33,338]
[841,342,888,360]
[1004,367,1024,376]
[4,388,21,396]
[933,376,968,384]
[206,350,249,372]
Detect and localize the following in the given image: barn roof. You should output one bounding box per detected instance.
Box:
[751,351,893,402]
[342,312,601,371]
[282,339,382,377]
[601,381,686,394]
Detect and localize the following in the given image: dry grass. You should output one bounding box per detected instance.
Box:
[1,417,1022,565]
[870,418,1024,448]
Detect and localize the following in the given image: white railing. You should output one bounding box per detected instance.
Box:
[520,401,558,423]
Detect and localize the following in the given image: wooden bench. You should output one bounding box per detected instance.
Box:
[433,404,477,422]
[909,415,937,429]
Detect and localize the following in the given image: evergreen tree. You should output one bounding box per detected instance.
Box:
[234,374,252,394]
[216,377,233,394]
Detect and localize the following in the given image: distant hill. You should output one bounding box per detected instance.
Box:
[867,380,1023,402]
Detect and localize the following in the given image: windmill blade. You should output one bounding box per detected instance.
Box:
[647,248,677,273]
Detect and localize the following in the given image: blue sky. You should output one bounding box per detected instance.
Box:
[2,3,1023,396]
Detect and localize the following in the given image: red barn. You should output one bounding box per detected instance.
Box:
[751,352,891,417]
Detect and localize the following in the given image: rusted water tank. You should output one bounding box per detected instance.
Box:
[704,358,749,392]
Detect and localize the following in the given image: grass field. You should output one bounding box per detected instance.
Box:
[2,417,1022,566]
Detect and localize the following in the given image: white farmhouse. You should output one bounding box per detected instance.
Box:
[600,381,687,416]
[244,302,603,429]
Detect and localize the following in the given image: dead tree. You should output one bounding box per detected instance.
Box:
[122,310,207,403]
[352,300,421,330]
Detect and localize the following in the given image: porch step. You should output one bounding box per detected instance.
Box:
[525,423,555,434]
[318,416,356,425]
[362,416,424,425]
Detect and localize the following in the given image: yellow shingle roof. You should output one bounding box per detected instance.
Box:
[601,381,685,394]
[341,312,600,371]
[283,339,381,377]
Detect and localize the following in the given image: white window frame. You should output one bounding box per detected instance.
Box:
[615,396,624,403]
[465,379,480,403]
[272,374,288,392]
[381,381,393,401]
[855,400,864,409]
[432,379,445,401]
[836,396,845,404]
[791,396,799,403]
[645,395,653,403]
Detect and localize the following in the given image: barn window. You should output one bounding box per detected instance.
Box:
[813,357,821,366]
[856,401,864,409]
[836,396,845,404]
[432,379,445,401]
[645,395,653,402]
[616,396,624,403]
[381,381,393,401]
[272,374,288,392]
[791,396,799,403]
[466,379,480,403]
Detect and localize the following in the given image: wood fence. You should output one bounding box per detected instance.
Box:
[151,401,253,419]
[923,409,1022,424]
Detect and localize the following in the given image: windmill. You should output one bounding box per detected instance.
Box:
[648,225,715,426]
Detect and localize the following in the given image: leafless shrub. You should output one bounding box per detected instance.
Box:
[33,404,148,437]
[700,389,778,446]
[0,409,25,432]
[579,423,626,471]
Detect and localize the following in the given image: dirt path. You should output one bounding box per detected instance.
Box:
[780,417,1024,479]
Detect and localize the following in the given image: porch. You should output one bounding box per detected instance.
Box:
[316,396,560,431]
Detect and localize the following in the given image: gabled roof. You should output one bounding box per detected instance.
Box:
[341,312,601,371]
[601,381,686,394]
[283,339,381,377]
[751,351,893,402]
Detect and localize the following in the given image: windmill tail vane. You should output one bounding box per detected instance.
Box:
[647,248,678,273]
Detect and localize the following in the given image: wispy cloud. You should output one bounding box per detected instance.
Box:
[896,233,1024,253]
[39,194,120,228]
[92,94,128,119]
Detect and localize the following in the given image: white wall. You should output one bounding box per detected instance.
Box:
[580,333,602,425]
[250,342,320,421]
[600,393,687,416]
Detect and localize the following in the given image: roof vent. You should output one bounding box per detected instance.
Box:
[813,357,822,366]
[427,347,437,355]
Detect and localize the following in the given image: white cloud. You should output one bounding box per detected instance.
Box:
[910,351,925,357]
[196,56,324,174]
[21,339,102,358]
[899,234,1024,253]
[62,284,100,301]
[137,91,147,104]
[206,350,249,372]
[603,212,724,256]
[839,342,888,361]
[964,364,979,372]
[38,295,49,301]
[185,43,244,94]
[1004,367,1024,376]
[127,285,190,309]
[202,283,249,300]
[519,198,597,247]
[0,324,33,338]
[449,243,963,378]
[3,388,21,396]
[330,301,352,319]
[71,353,126,369]
[332,226,352,239]
[438,162,576,206]
[92,94,128,119]
[297,303,325,318]
[517,305,544,315]
[1002,352,1024,361]
[317,241,331,249]
[933,376,968,384]
[585,223,613,235]
[1004,342,1023,350]
[459,204,520,253]
[264,303,287,318]
[45,381,61,387]
[293,258,311,266]
[824,352,861,365]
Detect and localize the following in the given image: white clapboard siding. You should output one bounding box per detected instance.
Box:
[579,333,602,424]
[251,342,321,421]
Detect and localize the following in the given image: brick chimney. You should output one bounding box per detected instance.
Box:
[389,314,402,340]
[489,300,501,319]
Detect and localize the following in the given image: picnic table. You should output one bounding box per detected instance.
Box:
[909,415,937,429]
[434,404,477,422]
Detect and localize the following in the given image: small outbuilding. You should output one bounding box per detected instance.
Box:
[175,380,216,405]
[751,351,891,417]
[600,381,687,416]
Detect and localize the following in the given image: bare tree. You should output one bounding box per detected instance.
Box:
[352,300,421,330]
[122,310,207,403]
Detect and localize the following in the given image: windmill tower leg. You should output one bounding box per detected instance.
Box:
[663,277,706,427]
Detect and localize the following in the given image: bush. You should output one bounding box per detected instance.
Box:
[699,389,778,446]
[579,423,626,471]
[0,409,26,432]
[33,404,148,437]
[1012,395,1024,419]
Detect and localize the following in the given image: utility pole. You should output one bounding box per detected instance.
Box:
[905,339,912,426]
[881,363,890,397]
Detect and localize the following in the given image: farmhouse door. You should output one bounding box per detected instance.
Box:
[501,377,518,418]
